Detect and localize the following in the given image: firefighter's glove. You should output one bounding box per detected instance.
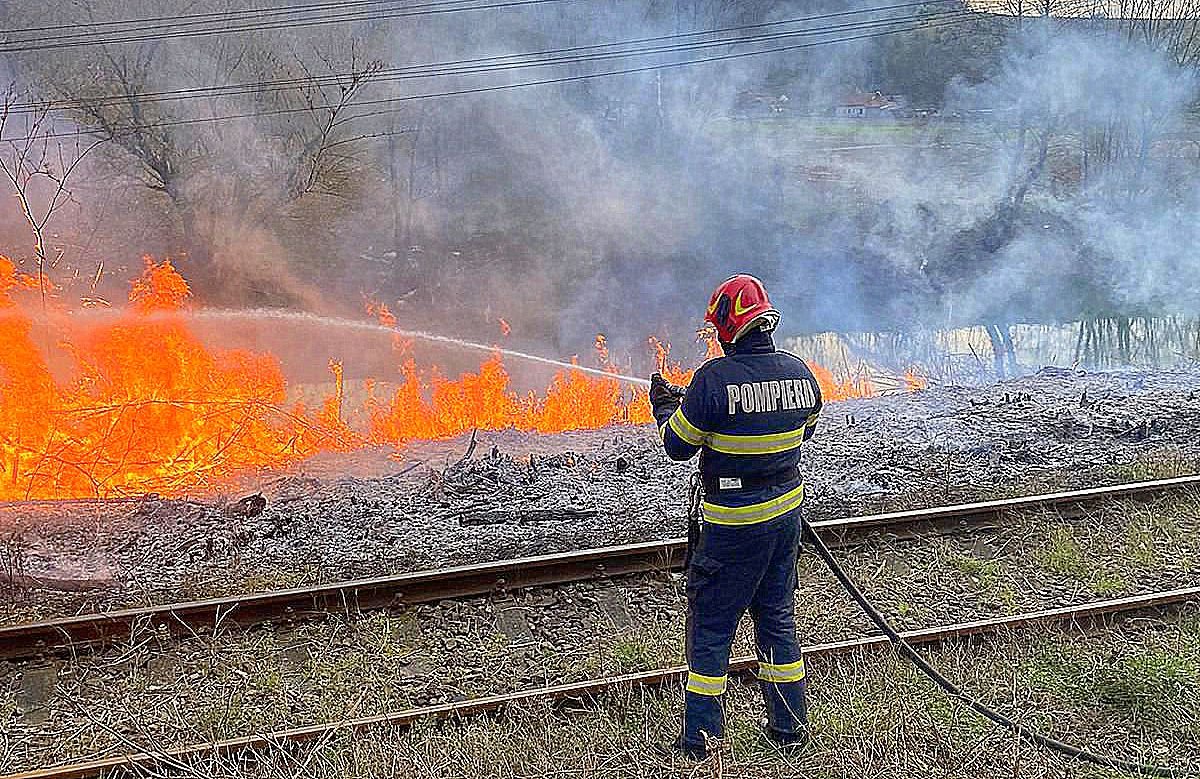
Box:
[649,372,686,417]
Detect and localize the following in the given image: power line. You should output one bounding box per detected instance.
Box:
[337,15,977,128]
[11,0,955,113]
[4,0,452,35]
[0,0,570,53]
[0,10,974,144]
[10,12,975,142]
[5,3,966,118]
[362,9,972,81]
[171,12,979,131]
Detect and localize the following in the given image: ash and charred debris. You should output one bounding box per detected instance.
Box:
[124,496,208,526]
[422,444,604,526]
[223,494,267,520]
[3,368,1200,620]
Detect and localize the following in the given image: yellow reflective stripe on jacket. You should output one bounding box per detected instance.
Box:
[701,411,818,455]
[702,482,805,526]
[685,670,728,696]
[668,407,709,447]
[707,426,808,455]
[757,657,806,683]
[667,409,818,454]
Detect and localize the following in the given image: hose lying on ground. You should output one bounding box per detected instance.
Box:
[801,518,1190,779]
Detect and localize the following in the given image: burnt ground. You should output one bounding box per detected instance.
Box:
[1,366,1198,622]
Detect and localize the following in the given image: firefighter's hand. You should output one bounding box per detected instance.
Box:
[649,372,686,416]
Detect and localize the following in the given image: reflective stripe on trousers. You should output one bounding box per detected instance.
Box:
[757,657,806,683]
[685,671,727,696]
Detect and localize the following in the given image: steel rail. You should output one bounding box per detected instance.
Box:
[9,586,1198,779]
[1,475,1197,661]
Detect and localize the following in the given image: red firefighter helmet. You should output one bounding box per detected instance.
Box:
[704,274,780,343]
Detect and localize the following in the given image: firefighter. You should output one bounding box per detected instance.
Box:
[649,273,822,760]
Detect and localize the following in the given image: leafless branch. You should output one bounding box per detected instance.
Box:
[285,57,383,201]
[0,85,107,310]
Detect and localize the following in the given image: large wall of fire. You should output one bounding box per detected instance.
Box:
[0,259,906,500]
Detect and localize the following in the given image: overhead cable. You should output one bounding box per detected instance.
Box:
[1,0,963,113]
[0,0,570,53]
[0,11,976,143]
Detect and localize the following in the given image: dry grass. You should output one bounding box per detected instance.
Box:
[1116,446,1197,482]
[113,613,1200,779]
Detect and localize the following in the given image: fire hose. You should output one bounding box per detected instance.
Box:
[682,486,1191,777]
[801,519,1191,777]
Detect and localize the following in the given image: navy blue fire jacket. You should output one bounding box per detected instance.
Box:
[654,329,822,525]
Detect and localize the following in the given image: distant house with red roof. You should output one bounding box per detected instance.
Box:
[835,90,907,118]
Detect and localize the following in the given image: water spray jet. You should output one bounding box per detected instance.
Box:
[187,309,653,387]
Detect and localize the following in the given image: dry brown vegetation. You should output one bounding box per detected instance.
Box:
[17,614,1196,778]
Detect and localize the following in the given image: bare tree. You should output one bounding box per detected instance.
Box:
[1111,0,1200,67]
[0,85,106,308]
[3,0,382,304]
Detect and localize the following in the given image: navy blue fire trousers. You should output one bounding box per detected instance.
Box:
[681,507,807,748]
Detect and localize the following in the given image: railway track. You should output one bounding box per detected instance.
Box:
[10,585,1198,779]
[2,474,1198,661]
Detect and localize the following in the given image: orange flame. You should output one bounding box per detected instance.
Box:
[808,361,875,401]
[594,333,610,366]
[0,259,924,500]
[698,325,722,361]
[648,336,693,386]
[366,301,397,329]
[0,259,349,500]
[904,369,928,392]
[316,360,360,450]
[129,257,190,313]
[0,258,61,499]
